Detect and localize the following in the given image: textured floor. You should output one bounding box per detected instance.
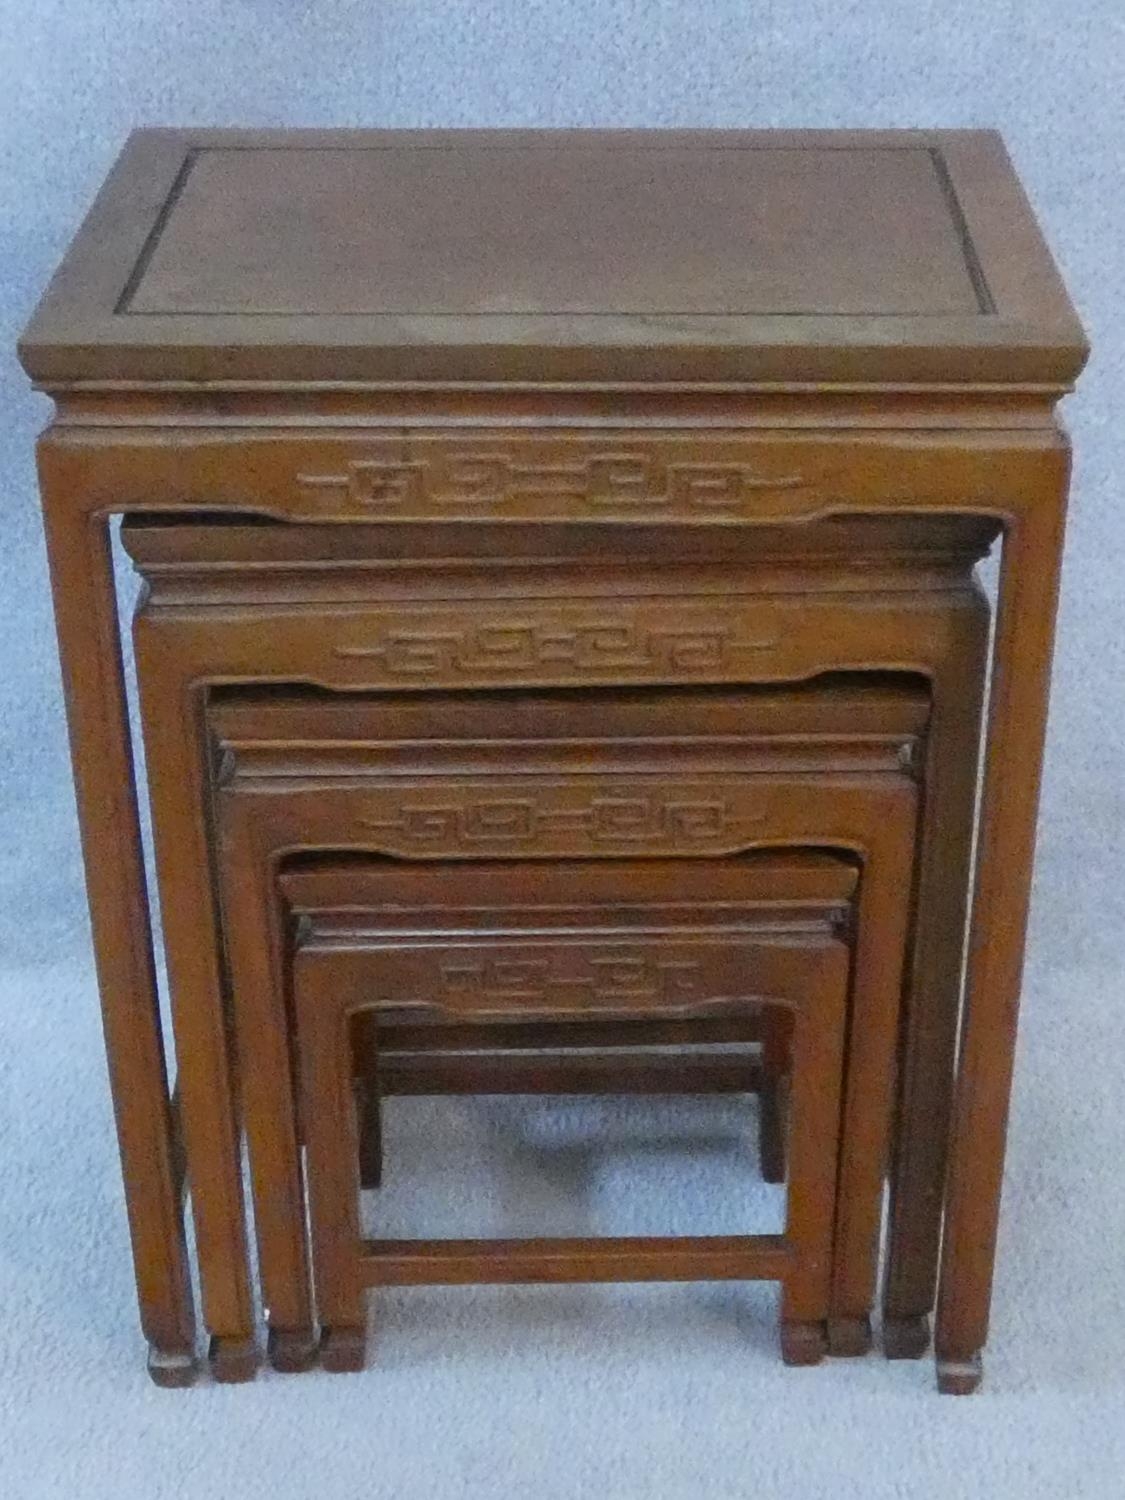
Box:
[1,4,1123,1496]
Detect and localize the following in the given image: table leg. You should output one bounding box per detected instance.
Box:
[758,1008,789,1185]
[38,469,197,1385]
[295,958,368,1373]
[129,628,260,1380]
[211,812,318,1370]
[935,485,1068,1394]
[826,806,917,1359]
[883,602,990,1357]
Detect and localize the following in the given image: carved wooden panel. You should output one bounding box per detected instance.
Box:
[440,954,702,1006]
[316,938,789,1018]
[222,777,804,859]
[143,581,980,698]
[357,789,744,853]
[324,600,800,687]
[294,436,817,522]
[331,617,780,677]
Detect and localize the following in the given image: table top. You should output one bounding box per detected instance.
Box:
[19,128,1087,389]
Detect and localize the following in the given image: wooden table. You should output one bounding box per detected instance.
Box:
[18,128,1087,1392]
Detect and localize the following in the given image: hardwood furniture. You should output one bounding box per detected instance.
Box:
[286,859,854,1371]
[287,854,861,1191]
[123,511,988,1367]
[209,684,921,1370]
[19,128,1087,1392]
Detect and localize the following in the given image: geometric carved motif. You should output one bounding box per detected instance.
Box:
[298,447,809,519]
[334,620,779,676]
[439,954,704,1007]
[358,795,737,850]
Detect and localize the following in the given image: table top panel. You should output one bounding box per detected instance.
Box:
[127,143,981,319]
[19,128,1087,388]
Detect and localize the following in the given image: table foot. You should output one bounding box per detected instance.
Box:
[267,1324,320,1373]
[884,1313,931,1359]
[936,1351,983,1395]
[826,1314,872,1357]
[147,1341,198,1388]
[780,1319,827,1366]
[320,1325,367,1373]
[208,1334,260,1383]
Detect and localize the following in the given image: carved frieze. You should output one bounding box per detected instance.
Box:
[298,441,809,520]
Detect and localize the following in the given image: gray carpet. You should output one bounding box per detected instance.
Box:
[1,4,1123,1495]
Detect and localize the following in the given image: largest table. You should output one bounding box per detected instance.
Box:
[18,128,1087,1392]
